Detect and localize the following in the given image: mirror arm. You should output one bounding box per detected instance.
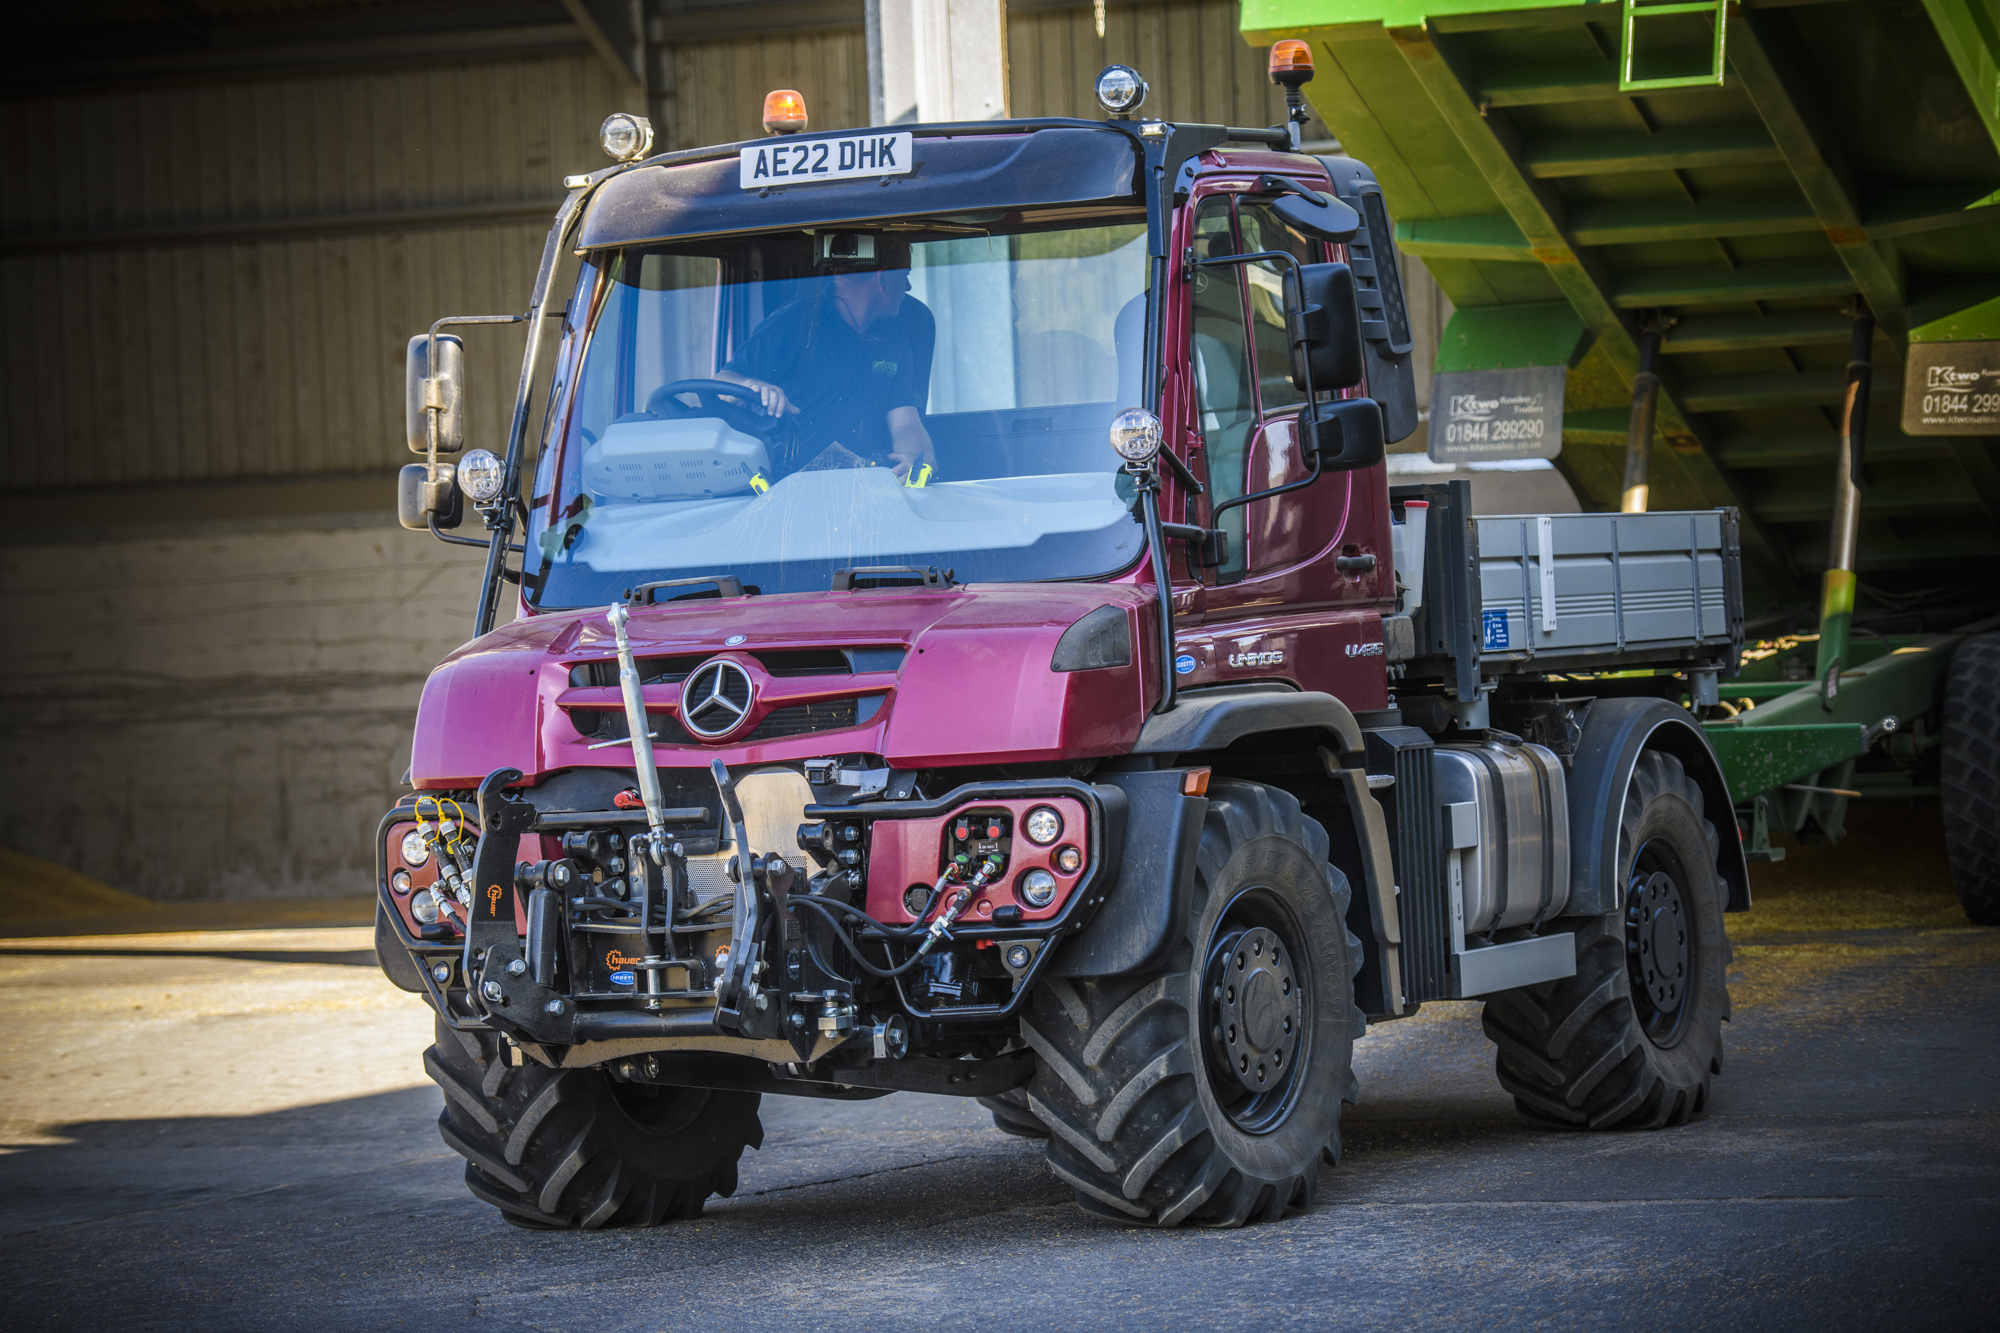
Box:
[1209,437,1326,526]
[1157,445,1204,495]
[429,513,495,550]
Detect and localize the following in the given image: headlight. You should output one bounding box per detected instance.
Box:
[1018,868,1058,908]
[390,869,413,895]
[1095,64,1148,116]
[1109,407,1162,463]
[411,888,441,924]
[1023,806,1063,846]
[1055,846,1083,875]
[600,112,654,161]
[399,830,430,867]
[458,448,505,504]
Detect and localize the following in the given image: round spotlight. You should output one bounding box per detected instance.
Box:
[1018,868,1058,908]
[1095,64,1148,117]
[1055,845,1084,875]
[411,888,442,924]
[399,829,430,867]
[600,113,654,162]
[457,448,505,504]
[1023,805,1063,846]
[390,868,414,895]
[1108,407,1163,463]
[1004,943,1033,970]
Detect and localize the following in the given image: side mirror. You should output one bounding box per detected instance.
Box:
[1268,190,1360,243]
[406,334,466,454]
[1285,262,1365,392]
[1303,398,1384,473]
[398,463,464,531]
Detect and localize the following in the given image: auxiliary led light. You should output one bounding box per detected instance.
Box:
[600,113,654,162]
[390,869,414,895]
[1055,846,1084,875]
[458,448,505,504]
[400,829,430,867]
[1095,64,1147,117]
[411,888,442,925]
[1108,407,1162,463]
[1024,805,1064,846]
[763,90,809,135]
[1019,868,1058,908]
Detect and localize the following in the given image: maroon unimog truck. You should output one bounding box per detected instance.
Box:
[377,59,1748,1230]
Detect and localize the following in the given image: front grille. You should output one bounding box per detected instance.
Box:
[567,695,878,746]
[568,646,904,688]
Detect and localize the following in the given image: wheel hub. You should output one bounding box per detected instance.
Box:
[1208,926,1299,1095]
[1627,868,1688,1012]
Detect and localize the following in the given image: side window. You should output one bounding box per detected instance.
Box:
[1238,202,1317,413]
[1189,197,1254,580]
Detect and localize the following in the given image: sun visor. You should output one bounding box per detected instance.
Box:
[578,126,1141,250]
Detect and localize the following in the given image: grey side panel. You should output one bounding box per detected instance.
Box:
[1452,932,1576,997]
[1047,773,1201,978]
[1565,697,1751,917]
[1135,686,1363,757]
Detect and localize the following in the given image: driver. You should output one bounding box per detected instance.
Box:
[716,250,937,482]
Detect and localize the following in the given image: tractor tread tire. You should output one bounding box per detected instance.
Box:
[1025,780,1365,1228]
[978,1087,1050,1139]
[1482,750,1731,1131]
[1943,633,2000,926]
[426,1018,761,1229]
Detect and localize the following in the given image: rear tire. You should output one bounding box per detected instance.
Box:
[1943,633,2000,926]
[1482,750,1731,1129]
[1023,780,1364,1227]
[426,1018,761,1228]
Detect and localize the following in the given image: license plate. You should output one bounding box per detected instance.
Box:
[738,133,914,189]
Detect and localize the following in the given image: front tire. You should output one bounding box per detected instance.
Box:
[426,1019,762,1228]
[1482,749,1731,1129]
[1023,780,1364,1227]
[1943,633,2000,925]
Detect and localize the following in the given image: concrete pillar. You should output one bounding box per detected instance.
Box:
[868,0,1009,126]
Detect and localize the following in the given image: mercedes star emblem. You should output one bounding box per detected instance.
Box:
[680,658,755,739]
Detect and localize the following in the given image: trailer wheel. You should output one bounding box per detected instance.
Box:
[978,1087,1050,1139]
[425,1018,761,1229]
[1943,633,2000,926]
[1483,750,1731,1129]
[1023,780,1364,1227]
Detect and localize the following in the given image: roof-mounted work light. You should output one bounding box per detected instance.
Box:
[763,90,808,135]
[600,113,653,162]
[1094,65,1148,118]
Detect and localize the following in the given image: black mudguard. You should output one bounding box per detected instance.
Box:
[1565,697,1752,916]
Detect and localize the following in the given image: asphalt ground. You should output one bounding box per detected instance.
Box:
[1,812,1995,1332]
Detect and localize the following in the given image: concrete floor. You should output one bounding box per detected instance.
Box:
[2,851,1996,1331]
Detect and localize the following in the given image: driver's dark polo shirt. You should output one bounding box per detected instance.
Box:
[724,291,922,466]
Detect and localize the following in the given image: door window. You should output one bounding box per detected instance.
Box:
[1238,202,1317,413]
[1189,197,1254,580]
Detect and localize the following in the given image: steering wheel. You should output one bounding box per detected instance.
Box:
[645,379,797,455]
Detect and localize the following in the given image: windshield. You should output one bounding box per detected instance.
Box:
[525,210,1151,608]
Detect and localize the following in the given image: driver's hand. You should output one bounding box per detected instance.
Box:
[888,444,936,481]
[728,378,797,418]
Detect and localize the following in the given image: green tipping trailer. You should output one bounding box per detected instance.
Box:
[1240,0,2000,917]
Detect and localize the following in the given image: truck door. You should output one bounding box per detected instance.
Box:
[1182,183,1393,702]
